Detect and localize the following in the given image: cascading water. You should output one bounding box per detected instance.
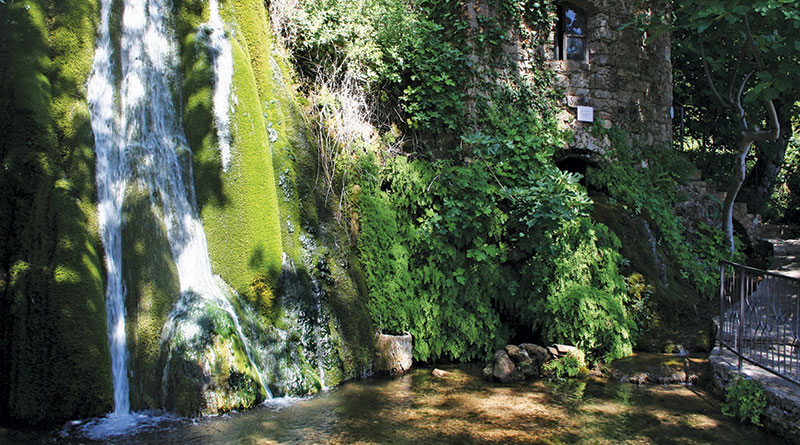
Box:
[87,0,131,424]
[206,0,234,171]
[85,0,268,436]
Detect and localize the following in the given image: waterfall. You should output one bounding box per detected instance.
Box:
[86,0,268,435]
[207,0,234,171]
[88,0,130,419]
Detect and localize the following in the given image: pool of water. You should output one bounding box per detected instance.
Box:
[3,365,785,444]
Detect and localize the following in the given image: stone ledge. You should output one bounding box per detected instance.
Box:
[709,346,800,443]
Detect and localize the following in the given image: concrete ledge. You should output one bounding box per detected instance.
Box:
[710,346,800,443]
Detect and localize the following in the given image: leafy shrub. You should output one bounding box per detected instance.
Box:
[283,0,637,364]
[586,124,730,297]
[543,351,588,379]
[722,376,767,425]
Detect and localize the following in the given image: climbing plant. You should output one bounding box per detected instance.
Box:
[278,0,638,363]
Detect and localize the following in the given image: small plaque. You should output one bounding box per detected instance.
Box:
[577,106,594,123]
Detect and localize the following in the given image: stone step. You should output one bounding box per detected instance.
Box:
[766,239,800,256]
[756,224,792,239]
[768,264,800,279]
[770,255,799,269]
[746,214,762,226]
[689,180,707,194]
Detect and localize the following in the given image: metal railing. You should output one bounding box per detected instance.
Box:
[718,261,800,386]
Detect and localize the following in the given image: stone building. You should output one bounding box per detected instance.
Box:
[546,0,673,163]
[509,0,673,164]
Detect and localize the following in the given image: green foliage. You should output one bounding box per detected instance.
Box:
[722,376,767,425]
[280,0,638,364]
[543,351,588,379]
[356,121,636,363]
[586,124,729,297]
[626,273,655,327]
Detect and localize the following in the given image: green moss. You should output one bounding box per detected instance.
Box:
[120,184,181,411]
[592,202,711,352]
[0,0,112,424]
[177,0,283,314]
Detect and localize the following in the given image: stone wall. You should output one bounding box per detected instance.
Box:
[710,346,800,443]
[517,0,673,161]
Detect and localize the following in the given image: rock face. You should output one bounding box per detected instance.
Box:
[520,343,549,366]
[375,333,413,375]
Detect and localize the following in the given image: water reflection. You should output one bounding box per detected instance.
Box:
[17,365,787,444]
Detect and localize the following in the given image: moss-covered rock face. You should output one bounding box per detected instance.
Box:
[159,292,267,415]
[0,0,113,424]
[1,0,374,423]
[121,184,181,411]
[178,0,283,314]
[592,202,713,353]
[152,0,374,415]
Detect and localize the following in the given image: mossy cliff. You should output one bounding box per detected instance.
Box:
[119,0,375,415]
[1,0,374,424]
[0,0,112,424]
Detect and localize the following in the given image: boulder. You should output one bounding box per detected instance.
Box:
[374,333,413,375]
[517,359,540,378]
[505,344,530,363]
[519,343,549,366]
[553,344,580,357]
[493,350,516,382]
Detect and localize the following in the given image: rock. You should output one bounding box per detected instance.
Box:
[432,368,452,378]
[482,363,495,380]
[547,346,559,358]
[505,344,530,363]
[520,343,549,366]
[627,372,652,385]
[553,344,580,357]
[374,333,413,375]
[493,350,516,382]
[517,359,540,378]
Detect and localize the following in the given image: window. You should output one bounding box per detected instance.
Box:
[556,3,587,62]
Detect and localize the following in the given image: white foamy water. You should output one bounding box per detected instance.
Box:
[206,0,234,171]
[87,0,268,436]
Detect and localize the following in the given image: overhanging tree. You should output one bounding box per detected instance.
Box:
[675,0,799,252]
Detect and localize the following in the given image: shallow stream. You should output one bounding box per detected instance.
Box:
[1,364,785,444]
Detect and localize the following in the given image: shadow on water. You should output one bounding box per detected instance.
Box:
[24,364,785,444]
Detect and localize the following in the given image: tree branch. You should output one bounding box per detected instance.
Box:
[744,15,766,70]
[727,44,746,104]
[748,99,780,141]
[699,40,735,111]
[742,14,780,141]
[736,71,753,130]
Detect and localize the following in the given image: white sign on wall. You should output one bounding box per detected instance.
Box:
[577,106,594,122]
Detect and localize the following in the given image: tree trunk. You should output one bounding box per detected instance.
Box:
[723,138,752,254]
[739,102,792,215]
